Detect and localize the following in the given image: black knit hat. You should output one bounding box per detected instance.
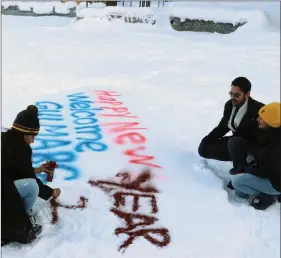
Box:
[12,105,40,135]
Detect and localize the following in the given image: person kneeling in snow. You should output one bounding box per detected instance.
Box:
[198,77,264,174]
[1,105,61,245]
[227,102,280,210]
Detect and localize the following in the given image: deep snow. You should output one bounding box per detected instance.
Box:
[1,2,280,258]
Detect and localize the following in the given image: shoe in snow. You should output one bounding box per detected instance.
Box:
[2,217,37,245]
[229,165,244,175]
[249,194,277,210]
[226,180,235,190]
[32,224,42,236]
[28,212,42,236]
[9,226,36,244]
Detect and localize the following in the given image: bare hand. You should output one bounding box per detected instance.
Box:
[34,162,59,174]
[34,163,48,174]
[45,162,58,174]
[52,188,61,199]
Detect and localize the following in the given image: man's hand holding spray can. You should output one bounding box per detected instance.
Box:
[45,161,61,198]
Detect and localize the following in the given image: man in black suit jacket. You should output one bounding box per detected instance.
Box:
[198,77,264,173]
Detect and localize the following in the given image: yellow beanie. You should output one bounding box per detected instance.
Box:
[259,102,281,128]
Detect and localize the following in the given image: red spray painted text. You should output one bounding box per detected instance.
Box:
[95,90,163,169]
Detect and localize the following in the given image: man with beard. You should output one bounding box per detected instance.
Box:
[198,77,264,174]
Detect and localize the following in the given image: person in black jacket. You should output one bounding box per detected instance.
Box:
[198,77,264,174]
[1,105,61,245]
[228,102,280,210]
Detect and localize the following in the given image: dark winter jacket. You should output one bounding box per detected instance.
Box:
[252,127,281,192]
[1,130,53,200]
[204,97,264,143]
[1,176,34,242]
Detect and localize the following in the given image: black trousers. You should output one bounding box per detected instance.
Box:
[198,136,257,168]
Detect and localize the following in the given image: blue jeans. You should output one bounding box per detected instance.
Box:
[232,173,280,197]
[14,178,39,213]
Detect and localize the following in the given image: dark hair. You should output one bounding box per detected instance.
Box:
[231,77,251,93]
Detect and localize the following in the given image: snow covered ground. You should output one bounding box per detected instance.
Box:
[2,2,280,258]
[2,1,280,29]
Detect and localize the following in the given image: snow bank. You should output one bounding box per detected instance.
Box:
[32,2,54,14]
[77,6,155,24]
[1,1,76,14]
[1,1,279,31]
[17,1,33,11]
[77,6,153,18]
[87,2,106,8]
[1,1,17,9]
[54,3,71,15]
[171,6,247,25]
[169,2,280,30]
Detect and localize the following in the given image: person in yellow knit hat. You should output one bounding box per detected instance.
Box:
[257,102,281,129]
[227,102,280,210]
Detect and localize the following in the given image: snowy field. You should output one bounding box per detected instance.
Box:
[2,2,280,258]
